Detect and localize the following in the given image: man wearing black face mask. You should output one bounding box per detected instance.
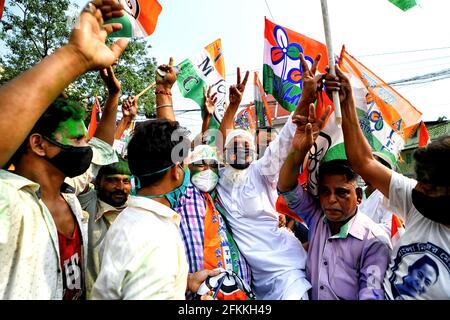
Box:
[324,65,450,300]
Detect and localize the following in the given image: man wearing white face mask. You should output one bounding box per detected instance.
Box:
[175,144,253,300]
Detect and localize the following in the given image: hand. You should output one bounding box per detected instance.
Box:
[155,57,177,89]
[203,86,217,117]
[187,269,222,293]
[100,66,121,94]
[68,0,129,72]
[323,65,352,105]
[200,291,216,300]
[121,96,138,119]
[229,67,249,107]
[292,103,331,152]
[299,53,324,105]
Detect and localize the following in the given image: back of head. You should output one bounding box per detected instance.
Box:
[127,119,189,187]
[319,159,359,184]
[9,98,85,166]
[414,135,450,186]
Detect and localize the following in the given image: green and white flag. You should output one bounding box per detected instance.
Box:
[388,0,418,11]
[176,39,226,130]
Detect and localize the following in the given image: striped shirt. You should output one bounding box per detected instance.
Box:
[176,183,252,293]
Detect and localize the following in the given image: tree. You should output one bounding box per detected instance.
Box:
[0,0,157,120]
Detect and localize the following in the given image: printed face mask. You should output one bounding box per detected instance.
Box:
[191,169,219,193]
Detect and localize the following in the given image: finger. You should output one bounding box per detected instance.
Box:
[305,123,313,142]
[308,103,315,123]
[241,70,250,87]
[319,105,332,127]
[292,115,308,125]
[92,4,104,26]
[207,86,212,97]
[211,92,217,101]
[335,65,347,80]
[207,269,222,276]
[310,54,321,75]
[203,86,207,98]
[103,22,123,34]
[236,67,241,85]
[99,68,107,77]
[169,57,174,67]
[212,97,218,104]
[299,53,309,75]
[111,38,129,59]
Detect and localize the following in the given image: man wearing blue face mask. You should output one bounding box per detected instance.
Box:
[92,119,220,299]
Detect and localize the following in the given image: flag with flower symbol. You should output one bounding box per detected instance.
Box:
[263,17,329,112]
[300,47,424,195]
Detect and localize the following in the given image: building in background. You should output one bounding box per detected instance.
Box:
[399,119,450,178]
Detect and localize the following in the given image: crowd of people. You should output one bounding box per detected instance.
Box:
[0,1,449,300]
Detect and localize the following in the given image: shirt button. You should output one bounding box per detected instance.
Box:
[324,261,328,266]
[320,285,324,290]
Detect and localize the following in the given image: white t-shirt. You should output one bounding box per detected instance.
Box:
[359,189,394,237]
[384,171,450,300]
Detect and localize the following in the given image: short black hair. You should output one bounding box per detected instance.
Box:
[96,156,131,181]
[127,119,190,187]
[408,255,439,283]
[9,98,85,165]
[414,135,450,186]
[318,159,359,184]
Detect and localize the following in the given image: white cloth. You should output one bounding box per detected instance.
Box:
[384,171,450,300]
[217,113,311,300]
[0,170,88,300]
[92,196,188,300]
[359,189,393,237]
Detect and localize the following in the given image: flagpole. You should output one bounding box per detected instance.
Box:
[135,82,156,99]
[320,0,342,127]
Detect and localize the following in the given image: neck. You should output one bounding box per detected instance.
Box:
[15,157,65,201]
[137,183,173,208]
[328,212,356,236]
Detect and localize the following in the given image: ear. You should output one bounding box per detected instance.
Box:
[28,134,48,157]
[356,187,363,205]
[170,164,182,181]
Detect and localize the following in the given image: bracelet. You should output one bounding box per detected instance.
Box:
[155,89,172,96]
[156,104,173,109]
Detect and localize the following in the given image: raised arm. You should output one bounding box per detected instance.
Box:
[324,66,392,197]
[94,66,121,145]
[218,67,249,148]
[0,0,128,167]
[278,104,331,192]
[201,86,217,136]
[155,58,176,121]
[115,96,138,139]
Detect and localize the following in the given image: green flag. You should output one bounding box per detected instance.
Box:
[389,0,417,11]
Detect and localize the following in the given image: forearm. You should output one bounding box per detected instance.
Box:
[341,93,374,170]
[115,117,132,139]
[155,86,175,121]
[94,93,120,145]
[278,148,307,192]
[0,44,88,166]
[218,103,238,148]
[201,114,212,135]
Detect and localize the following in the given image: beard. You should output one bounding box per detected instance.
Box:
[220,165,250,190]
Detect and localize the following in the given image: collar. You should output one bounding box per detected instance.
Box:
[95,199,127,222]
[128,195,181,225]
[323,211,365,241]
[0,169,40,191]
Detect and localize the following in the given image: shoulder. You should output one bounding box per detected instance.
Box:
[355,213,392,247]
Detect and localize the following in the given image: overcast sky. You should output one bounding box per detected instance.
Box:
[74,0,450,134]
